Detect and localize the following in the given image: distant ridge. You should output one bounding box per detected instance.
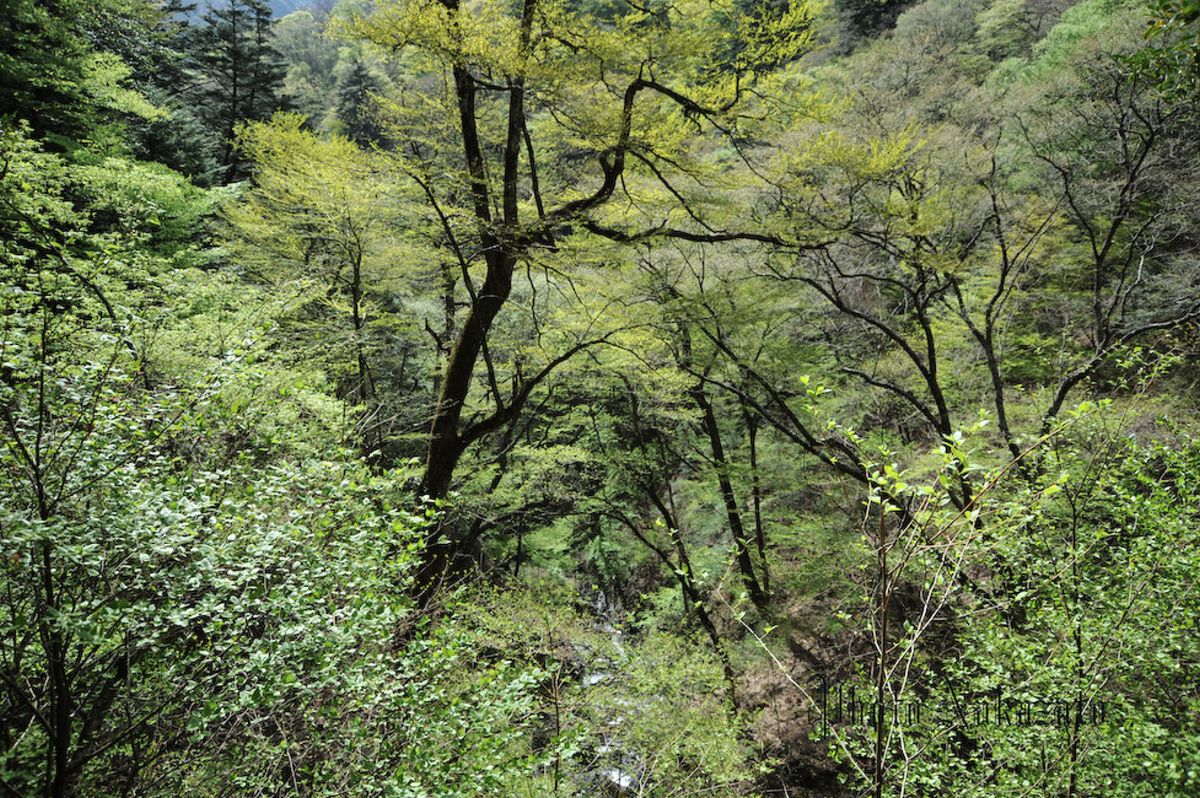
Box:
[187,1,315,18]
[267,0,310,16]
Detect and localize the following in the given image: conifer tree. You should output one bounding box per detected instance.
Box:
[334,57,385,148]
[186,0,288,182]
[0,0,166,141]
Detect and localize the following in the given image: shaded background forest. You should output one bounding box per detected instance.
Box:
[3,0,1200,796]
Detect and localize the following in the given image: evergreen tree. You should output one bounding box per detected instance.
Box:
[186,0,287,182]
[0,0,165,142]
[334,57,384,147]
[122,1,227,177]
[837,0,911,39]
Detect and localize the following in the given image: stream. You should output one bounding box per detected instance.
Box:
[574,589,645,796]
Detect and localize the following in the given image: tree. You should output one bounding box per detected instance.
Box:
[822,409,1200,798]
[0,0,176,148]
[0,117,598,798]
[686,2,1200,517]
[836,0,912,40]
[334,56,386,147]
[221,114,431,457]
[186,0,288,183]
[0,0,109,138]
[346,0,819,593]
[1141,0,1200,94]
[273,9,340,124]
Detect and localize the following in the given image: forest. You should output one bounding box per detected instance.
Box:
[1,0,1199,795]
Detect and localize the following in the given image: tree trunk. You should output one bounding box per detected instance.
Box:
[694,387,768,609]
[414,254,514,601]
[743,406,769,596]
[419,255,513,499]
[645,489,737,702]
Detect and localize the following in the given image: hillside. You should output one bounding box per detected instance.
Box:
[2,1,1199,796]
